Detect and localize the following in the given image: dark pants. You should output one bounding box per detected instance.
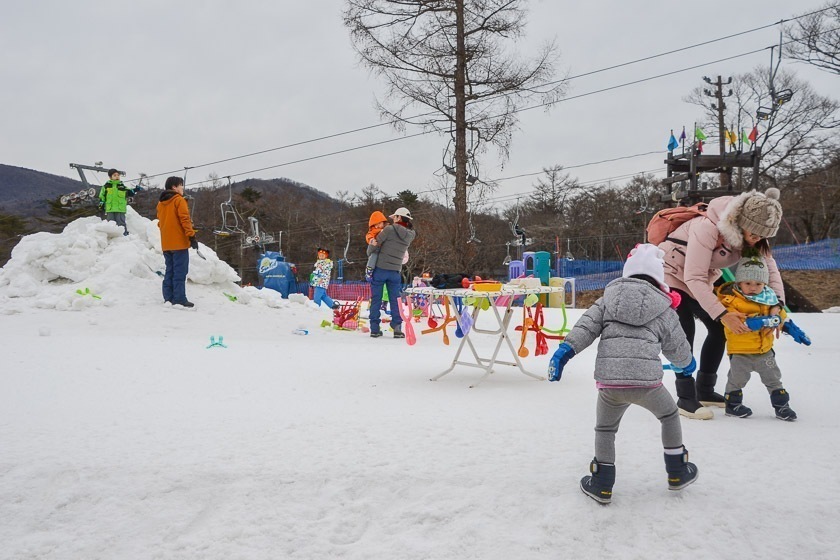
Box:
[163,249,190,303]
[673,288,726,375]
[370,268,402,333]
[106,212,128,235]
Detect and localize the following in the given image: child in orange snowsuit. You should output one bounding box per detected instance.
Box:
[365,211,389,282]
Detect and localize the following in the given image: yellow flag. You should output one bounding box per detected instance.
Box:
[726,129,738,146]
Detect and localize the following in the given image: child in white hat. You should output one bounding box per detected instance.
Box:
[547,243,699,504]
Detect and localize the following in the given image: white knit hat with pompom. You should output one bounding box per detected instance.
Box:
[623,243,668,291]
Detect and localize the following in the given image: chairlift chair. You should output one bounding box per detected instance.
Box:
[214,176,245,236]
[773,89,793,106]
[756,106,774,121]
[242,216,274,249]
[342,223,354,264]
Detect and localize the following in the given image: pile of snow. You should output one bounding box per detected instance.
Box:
[0,209,317,315]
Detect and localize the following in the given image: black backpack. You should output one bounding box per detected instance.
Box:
[431,273,469,289]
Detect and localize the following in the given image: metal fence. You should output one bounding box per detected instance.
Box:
[557,238,840,293]
[288,238,840,300]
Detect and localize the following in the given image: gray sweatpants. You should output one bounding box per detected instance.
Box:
[725,351,783,393]
[106,212,128,235]
[594,385,682,464]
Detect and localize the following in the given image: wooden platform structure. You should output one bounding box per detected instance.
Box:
[661,147,761,205]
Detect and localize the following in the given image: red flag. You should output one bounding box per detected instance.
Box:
[748,126,758,143]
[697,140,704,154]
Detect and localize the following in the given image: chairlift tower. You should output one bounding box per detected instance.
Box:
[62,162,126,206]
[662,145,761,205]
[69,162,125,188]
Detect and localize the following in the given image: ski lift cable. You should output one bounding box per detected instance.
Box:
[200,44,767,191]
[130,26,827,192]
[195,46,767,187]
[121,9,835,185]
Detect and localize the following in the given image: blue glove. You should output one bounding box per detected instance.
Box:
[670,356,696,378]
[745,315,781,331]
[548,342,575,382]
[782,320,811,346]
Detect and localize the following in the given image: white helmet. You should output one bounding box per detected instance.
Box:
[391,207,412,220]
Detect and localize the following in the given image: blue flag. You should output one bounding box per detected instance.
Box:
[667,132,679,151]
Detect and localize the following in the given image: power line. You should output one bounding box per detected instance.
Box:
[183,46,770,189]
[128,7,833,184]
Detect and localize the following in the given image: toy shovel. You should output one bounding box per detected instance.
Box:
[518,318,532,357]
[459,304,473,336]
[398,298,416,346]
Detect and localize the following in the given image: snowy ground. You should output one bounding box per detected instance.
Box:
[1,212,838,559]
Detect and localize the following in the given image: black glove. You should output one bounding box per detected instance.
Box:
[189,236,199,250]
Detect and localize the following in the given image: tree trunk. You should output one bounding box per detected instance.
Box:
[453,0,470,270]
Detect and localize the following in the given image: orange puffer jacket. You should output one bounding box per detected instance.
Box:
[366,211,389,243]
[715,282,787,355]
[157,191,195,251]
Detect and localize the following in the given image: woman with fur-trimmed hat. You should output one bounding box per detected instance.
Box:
[658,188,785,420]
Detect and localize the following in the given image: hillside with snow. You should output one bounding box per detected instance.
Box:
[1,212,838,559]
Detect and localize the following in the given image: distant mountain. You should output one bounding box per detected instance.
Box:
[0,164,345,217]
[0,164,87,214]
[232,177,345,210]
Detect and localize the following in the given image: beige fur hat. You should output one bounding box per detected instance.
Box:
[734,188,782,239]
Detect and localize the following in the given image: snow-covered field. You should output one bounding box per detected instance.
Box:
[1,211,838,559]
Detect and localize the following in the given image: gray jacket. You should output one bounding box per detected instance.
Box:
[564,277,692,386]
[366,223,416,271]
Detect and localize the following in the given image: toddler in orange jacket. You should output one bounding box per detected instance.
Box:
[365,211,389,282]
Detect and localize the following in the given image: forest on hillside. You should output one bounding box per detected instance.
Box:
[3,146,838,286]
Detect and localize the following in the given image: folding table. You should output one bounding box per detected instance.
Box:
[403,285,567,387]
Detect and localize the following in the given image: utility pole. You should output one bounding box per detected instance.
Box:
[703,75,734,189]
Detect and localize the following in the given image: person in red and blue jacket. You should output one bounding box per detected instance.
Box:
[310,248,339,309]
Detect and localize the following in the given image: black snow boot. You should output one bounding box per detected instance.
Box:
[580,458,615,504]
[696,371,726,408]
[664,447,699,491]
[724,389,753,418]
[675,377,713,420]
[393,323,405,339]
[771,388,797,421]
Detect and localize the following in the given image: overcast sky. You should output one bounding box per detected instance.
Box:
[2,0,836,212]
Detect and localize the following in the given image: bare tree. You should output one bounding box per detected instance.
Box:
[528,165,581,217]
[344,0,565,268]
[785,3,840,75]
